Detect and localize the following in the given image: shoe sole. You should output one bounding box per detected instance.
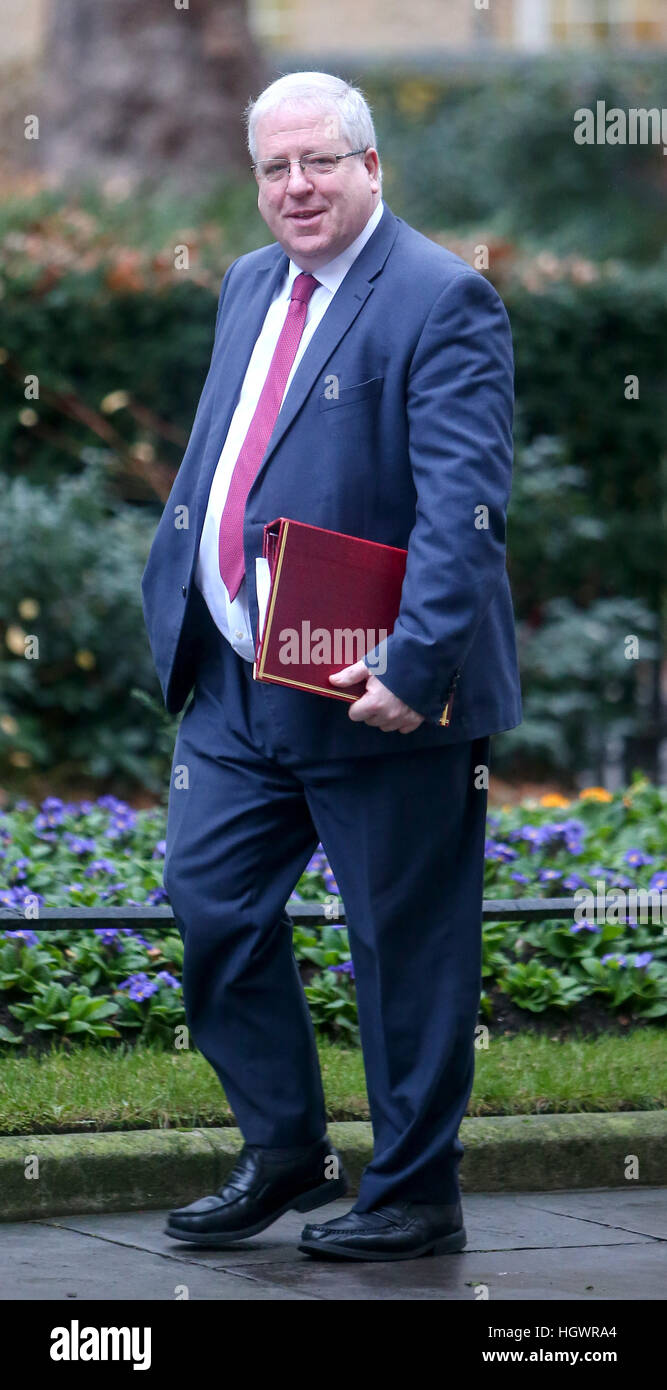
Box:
[297,1226,467,1261]
[164,1175,349,1247]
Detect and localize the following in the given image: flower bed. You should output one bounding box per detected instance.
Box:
[1,776,665,1051]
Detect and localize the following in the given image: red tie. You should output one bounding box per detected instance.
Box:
[218,271,320,601]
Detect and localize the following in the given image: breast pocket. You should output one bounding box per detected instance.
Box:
[318,375,384,412]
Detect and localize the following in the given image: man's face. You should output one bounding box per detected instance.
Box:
[254,106,381,270]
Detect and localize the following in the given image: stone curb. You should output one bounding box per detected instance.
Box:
[1,1112,665,1222]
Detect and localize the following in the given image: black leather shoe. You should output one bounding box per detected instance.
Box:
[298,1200,466,1261]
[165,1135,349,1246]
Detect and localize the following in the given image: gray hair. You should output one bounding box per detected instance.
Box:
[245,71,382,190]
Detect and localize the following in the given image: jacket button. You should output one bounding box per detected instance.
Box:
[181,585,187,597]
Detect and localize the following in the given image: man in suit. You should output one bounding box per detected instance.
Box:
[141,70,522,1262]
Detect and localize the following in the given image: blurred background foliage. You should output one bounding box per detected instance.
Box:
[0,53,665,794]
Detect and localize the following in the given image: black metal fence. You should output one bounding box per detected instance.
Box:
[0,899,581,930]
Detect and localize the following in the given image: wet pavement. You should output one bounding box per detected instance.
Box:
[1,1187,664,1301]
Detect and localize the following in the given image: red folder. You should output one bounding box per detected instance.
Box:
[252,517,455,725]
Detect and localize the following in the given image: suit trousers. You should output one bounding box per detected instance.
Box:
[163,595,491,1212]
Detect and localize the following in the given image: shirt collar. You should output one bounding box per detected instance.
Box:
[285,198,385,298]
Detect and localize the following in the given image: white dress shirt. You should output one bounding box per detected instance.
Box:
[195,198,385,661]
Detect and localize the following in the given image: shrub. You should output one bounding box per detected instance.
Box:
[0,460,172,785]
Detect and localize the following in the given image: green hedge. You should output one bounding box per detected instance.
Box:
[1,53,664,783]
[362,56,667,262]
[0,463,172,787]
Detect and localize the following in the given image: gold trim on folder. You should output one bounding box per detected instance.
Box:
[253,518,361,703]
[255,519,290,680]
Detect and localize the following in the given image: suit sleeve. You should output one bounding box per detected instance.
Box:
[363,269,515,724]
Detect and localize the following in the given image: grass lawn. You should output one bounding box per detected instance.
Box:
[0,1030,664,1137]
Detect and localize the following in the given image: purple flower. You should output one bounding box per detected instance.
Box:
[64,833,98,856]
[0,885,45,910]
[633,952,653,969]
[117,972,159,1001]
[507,825,542,850]
[34,798,65,832]
[587,864,613,879]
[65,882,85,893]
[155,970,181,989]
[84,859,117,877]
[146,886,169,905]
[485,839,519,862]
[602,953,627,966]
[119,928,150,947]
[3,928,39,949]
[94,928,121,946]
[96,795,130,813]
[509,871,530,885]
[100,883,128,900]
[562,873,589,890]
[9,857,29,882]
[322,867,339,894]
[609,876,636,892]
[515,819,586,856]
[104,806,137,840]
[538,868,562,882]
[623,849,655,868]
[328,960,355,980]
[152,840,167,859]
[649,870,667,893]
[570,920,602,934]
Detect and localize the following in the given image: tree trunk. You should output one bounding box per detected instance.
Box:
[40,0,267,191]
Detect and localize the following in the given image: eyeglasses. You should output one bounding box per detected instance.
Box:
[251,148,368,183]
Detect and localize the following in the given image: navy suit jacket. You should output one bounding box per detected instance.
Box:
[141,202,522,759]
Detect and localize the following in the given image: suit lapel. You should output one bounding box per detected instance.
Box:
[196,203,399,517]
[247,204,399,498]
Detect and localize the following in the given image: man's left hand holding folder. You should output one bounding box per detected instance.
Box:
[329,662,426,735]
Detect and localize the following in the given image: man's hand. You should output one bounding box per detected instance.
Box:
[329,661,425,734]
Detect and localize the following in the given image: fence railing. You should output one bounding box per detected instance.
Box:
[0,899,582,930]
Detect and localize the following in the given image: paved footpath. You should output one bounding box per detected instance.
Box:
[1,1187,664,1301]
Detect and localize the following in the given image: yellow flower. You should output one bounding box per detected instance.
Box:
[9,750,32,767]
[130,441,155,463]
[75,649,96,670]
[579,787,613,802]
[0,714,19,736]
[18,598,40,620]
[100,390,130,414]
[5,625,26,655]
[540,794,571,807]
